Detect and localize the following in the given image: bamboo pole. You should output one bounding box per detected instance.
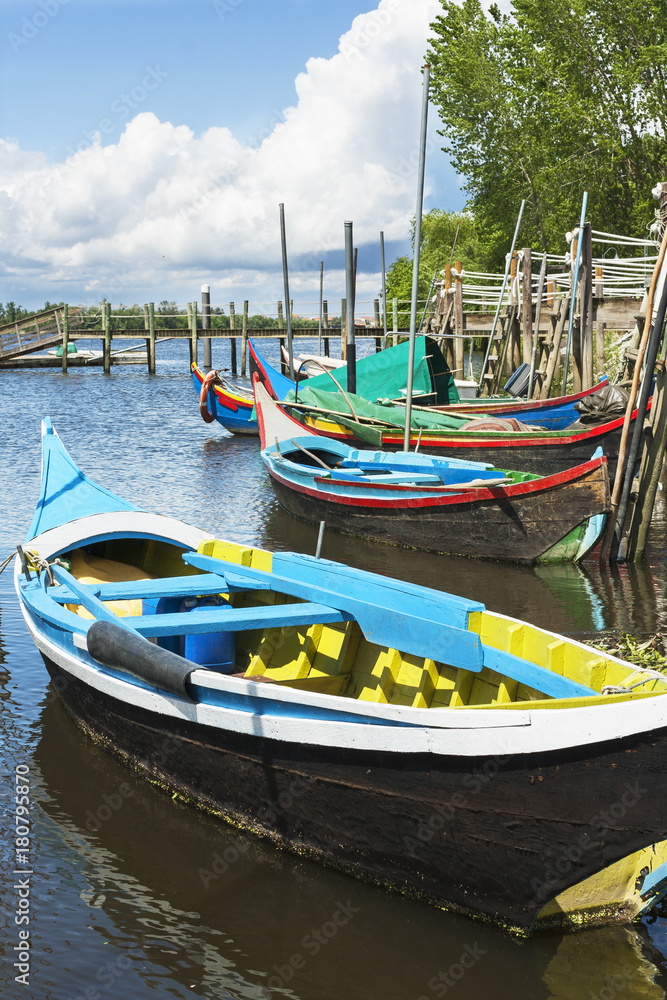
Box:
[61,304,69,375]
[478,200,525,391]
[599,221,667,565]
[562,191,588,388]
[241,299,248,376]
[404,63,430,451]
[103,302,111,375]
[148,301,156,374]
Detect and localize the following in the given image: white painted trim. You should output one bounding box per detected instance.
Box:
[27,512,210,559]
[18,597,667,759]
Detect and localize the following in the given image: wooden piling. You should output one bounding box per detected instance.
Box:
[202,285,212,370]
[241,300,248,376]
[596,320,606,375]
[103,302,111,375]
[61,304,69,375]
[521,248,533,364]
[148,302,156,374]
[581,222,594,389]
[539,295,571,398]
[229,302,237,376]
[277,300,285,374]
[454,261,464,378]
[340,299,347,360]
[189,302,198,367]
[323,300,330,357]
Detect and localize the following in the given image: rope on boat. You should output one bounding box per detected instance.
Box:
[602,665,667,695]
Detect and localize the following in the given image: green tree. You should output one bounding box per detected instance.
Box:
[427,0,667,265]
[385,208,492,326]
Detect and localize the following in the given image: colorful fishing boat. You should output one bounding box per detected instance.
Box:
[254,338,612,430]
[250,340,639,477]
[254,381,610,565]
[192,364,257,434]
[15,420,667,934]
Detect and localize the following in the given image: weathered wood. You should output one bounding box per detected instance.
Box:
[229,302,236,376]
[148,301,156,374]
[540,295,571,399]
[453,260,464,377]
[581,222,594,389]
[61,304,69,375]
[241,299,248,376]
[521,247,533,364]
[596,320,606,377]
[103,302,111,375]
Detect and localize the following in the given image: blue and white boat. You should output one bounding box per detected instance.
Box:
[14,419,667,934]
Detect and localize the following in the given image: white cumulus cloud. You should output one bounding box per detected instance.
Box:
[0,0,449,310]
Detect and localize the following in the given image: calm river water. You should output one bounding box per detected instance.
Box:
[2,337,667,1000]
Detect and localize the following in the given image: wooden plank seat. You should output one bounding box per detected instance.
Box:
[182,552,597,700]
[47,557,597,701]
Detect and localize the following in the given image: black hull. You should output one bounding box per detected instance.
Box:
[43,656,667,933]
[269,464,609,563]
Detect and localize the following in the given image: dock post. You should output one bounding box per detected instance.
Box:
[454,260,464,378]
[581,222,594,388]
[202,285,212,370]
[148,302,156,374]
[229,302,237,375]
[61,304,69,375]
[323,299,330,357]
[521,247,533,364]
[190,301,198,367]
[103,302,111,374]
[241,299,248,376]
[340,299,347,360]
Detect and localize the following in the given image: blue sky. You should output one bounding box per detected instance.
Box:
[0,0,465,314]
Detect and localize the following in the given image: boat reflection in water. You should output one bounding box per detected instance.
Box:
[33,694,667,1000]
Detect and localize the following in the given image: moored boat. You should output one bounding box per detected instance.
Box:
[192,364,258,434]
[15,419,667,934]
[250,340,640,477]
[254,380,610,565]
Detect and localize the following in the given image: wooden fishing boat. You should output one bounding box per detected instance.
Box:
[250,340,639,477]
[255,338,612,430]
[192,364,258,434]
[15,420,667,934]
[255,380,610,565]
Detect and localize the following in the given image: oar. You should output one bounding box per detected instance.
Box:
[289,439,333,470]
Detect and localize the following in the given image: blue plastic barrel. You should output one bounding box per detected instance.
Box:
[181,596,236,674]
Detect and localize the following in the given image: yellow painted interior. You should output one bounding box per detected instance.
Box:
[60,537,667,711]
[536,840,667,927]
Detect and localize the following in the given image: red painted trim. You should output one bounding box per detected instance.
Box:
[267,456,607,511]
[443,378,609,416]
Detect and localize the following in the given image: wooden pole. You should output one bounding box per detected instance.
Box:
[202,284,212,370]
[392,297,398,344]
[61,303,69,375]
[103,302,111,375]
[279,202,294,379]
[277,300,285,373]
[323,300,330,357]
[539,295,571,399]
[340,299,347,360]
[190,302,198,367]
[454,261,464,378]
[241,299,248,376]
[148,301,156,374]
[596,320,606,375]
[521,247,533,365]
[345,221,356,394]
[599,219,667,565]
[229,302,236,375]
[580,221,594,389]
